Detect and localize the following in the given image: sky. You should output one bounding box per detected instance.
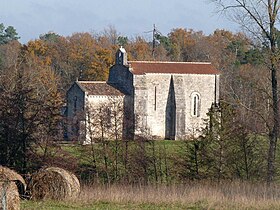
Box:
[1,0,239,43]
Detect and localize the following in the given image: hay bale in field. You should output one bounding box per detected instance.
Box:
[28,167,80,200]
[0,166,27,196]
[0,181,20,210]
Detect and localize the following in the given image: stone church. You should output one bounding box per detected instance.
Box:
[66,47,220,143]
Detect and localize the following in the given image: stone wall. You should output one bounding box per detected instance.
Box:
[108,65,135,139]
[133,74,149,137]
[183,74,218,138]
[108,65,134,95]
[66,82,86,140]
[66,82,126,143]
[68,64,219,141]
[133,73,218,139]
[84,95,125,144]
[66,82,85,118]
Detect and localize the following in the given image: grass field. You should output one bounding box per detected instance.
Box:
[21,181,280,210]
[24,139,280,209]
[59,140,186,183]
[61,140,184,158]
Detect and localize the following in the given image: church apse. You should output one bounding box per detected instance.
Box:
[165,76,176,139]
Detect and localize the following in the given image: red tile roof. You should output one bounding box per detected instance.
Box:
[128,61,220,75]
[77,81,124,96]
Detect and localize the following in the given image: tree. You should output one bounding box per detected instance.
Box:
[107,98,124,181]
[0,40,21,70]
[128,36,153,60]
[100,25,119,46]
[117,36,128,46]
[0,23,20,45]
[212,0,280,182]
[40,32,61,43]
[168,28,196,61]
[0,45,63,174]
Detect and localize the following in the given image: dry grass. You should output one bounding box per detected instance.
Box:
[69,181,280,209]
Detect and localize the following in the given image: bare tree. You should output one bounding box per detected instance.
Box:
[212,0,280,183]
[85,97,124,183]
[107,97,124,181]
[83,104,99,181]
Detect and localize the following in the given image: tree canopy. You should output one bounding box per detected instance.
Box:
[0,23,20,45]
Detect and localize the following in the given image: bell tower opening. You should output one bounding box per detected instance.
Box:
[115,46,128,65]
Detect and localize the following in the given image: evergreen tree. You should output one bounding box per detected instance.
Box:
[0,23,20,44]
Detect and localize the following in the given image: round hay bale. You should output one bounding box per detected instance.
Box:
[0,181,20,210]
[0,166,27,196]
[28,167,80,200]
[46,167,80,198]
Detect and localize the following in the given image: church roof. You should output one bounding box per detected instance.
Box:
[76,81,124,96]
[128,61,220,75]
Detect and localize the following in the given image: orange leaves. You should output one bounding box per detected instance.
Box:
[20,32,116,89]
[27,39,48,56]
[169,28,196,49]
[26,40,52,66]
[168,28,202,61]
[128,36,153,61]
[1,28,257,96]
[82,48,113,81]
[68,32,96,62]
[66,33,113,81]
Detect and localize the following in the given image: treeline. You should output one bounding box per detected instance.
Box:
[0,23,277,182]
[0,25,264,94]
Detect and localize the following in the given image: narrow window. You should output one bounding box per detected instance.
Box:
[192,93,200,117]
[154,86,157,111]
[193,95,197,116]
[105,107,112,128]
[74,96,78,112]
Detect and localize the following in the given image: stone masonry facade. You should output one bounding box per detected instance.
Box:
[67,47,220,142]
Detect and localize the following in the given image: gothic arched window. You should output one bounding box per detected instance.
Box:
[191,93,200,117]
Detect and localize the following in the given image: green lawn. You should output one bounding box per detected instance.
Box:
[60,140,184,157]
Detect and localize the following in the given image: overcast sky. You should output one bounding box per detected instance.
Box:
[1,0,238,43]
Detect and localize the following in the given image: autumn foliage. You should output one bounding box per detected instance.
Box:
[0,24,276,182]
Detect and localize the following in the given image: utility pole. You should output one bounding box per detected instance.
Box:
[152,24,156,58]
[145,24,162,58]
